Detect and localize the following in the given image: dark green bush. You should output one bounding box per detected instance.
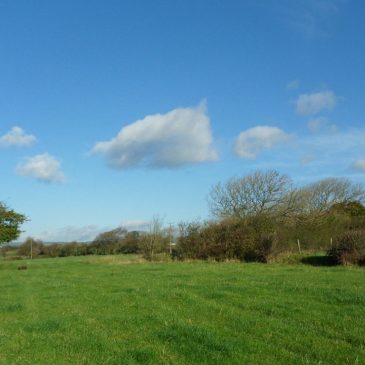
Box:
[176,218,275,263]
[327,230,365,265]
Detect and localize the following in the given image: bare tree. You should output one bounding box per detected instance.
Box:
[139,216,166,260]
[296,178,365,213]
[208,170,293,219]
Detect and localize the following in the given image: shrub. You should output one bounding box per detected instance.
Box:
[117,231,140,254]
[139,232,168,260]
[176,218,275,263]
[176,221,204,260]
[17,238,44,258]
[42,243,63,257]
[327,230,365,265]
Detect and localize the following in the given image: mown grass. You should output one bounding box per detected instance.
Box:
[0,255,364,364]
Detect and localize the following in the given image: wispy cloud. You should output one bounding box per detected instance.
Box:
[296,90,336,115]
[307,117,337,133]
[276,0,340,38]
[286,129,365,176]
[286,79,300,90]
[28,225,107,242]
[295,129,365,178]
[0,126,37,148]
[234,128,365,183]
[301,154,317,166]
[121,219,151,231]
[352,159,365,172]
[91,102,218,169]
[24,220,154,242]
[16,153,65,183]
[234,126,293,159]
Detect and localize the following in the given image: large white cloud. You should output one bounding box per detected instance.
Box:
[296,90,336,115]
[16,153,65,183]
[91,102,218,169]
[0,126,37,148]
[234,126,292,159]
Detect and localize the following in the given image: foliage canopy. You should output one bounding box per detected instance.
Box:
[0,202,27,245]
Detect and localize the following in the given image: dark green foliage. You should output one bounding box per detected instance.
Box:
[90,228,143,255]
[89,227,128,254]
[176,221,203,259]
[119,231,141,253]
[331,201,365,217]
[176,217,275,263]
[328,230,365,265]
[0,202,27,245]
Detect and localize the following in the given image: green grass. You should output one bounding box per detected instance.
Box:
[0,255,364,364]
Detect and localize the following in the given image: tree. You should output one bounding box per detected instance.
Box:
[208,170,293,219]
[90,227,128,254]
[17,237,44,258]
[0,202,27,246]
[331,201,365,217]
[139,216,167,260]
[295,178,365,214]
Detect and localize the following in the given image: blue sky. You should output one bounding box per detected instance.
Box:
[1,0,365,241]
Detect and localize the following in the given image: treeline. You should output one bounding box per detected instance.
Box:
[8,223,171,260]
[4,170,365,265]
[11,230,140,258]
[175,171,365,265]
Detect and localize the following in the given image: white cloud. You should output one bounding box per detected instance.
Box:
[352,159,365,172]
[0,126,37,148]
[234,126,293,159]
[16,153,65,183]
[91,102,218,169]
[296,90,336,115]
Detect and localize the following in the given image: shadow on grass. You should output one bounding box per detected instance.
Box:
[301,255,337,267]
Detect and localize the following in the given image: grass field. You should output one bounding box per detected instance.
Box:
[0,255,364,365]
